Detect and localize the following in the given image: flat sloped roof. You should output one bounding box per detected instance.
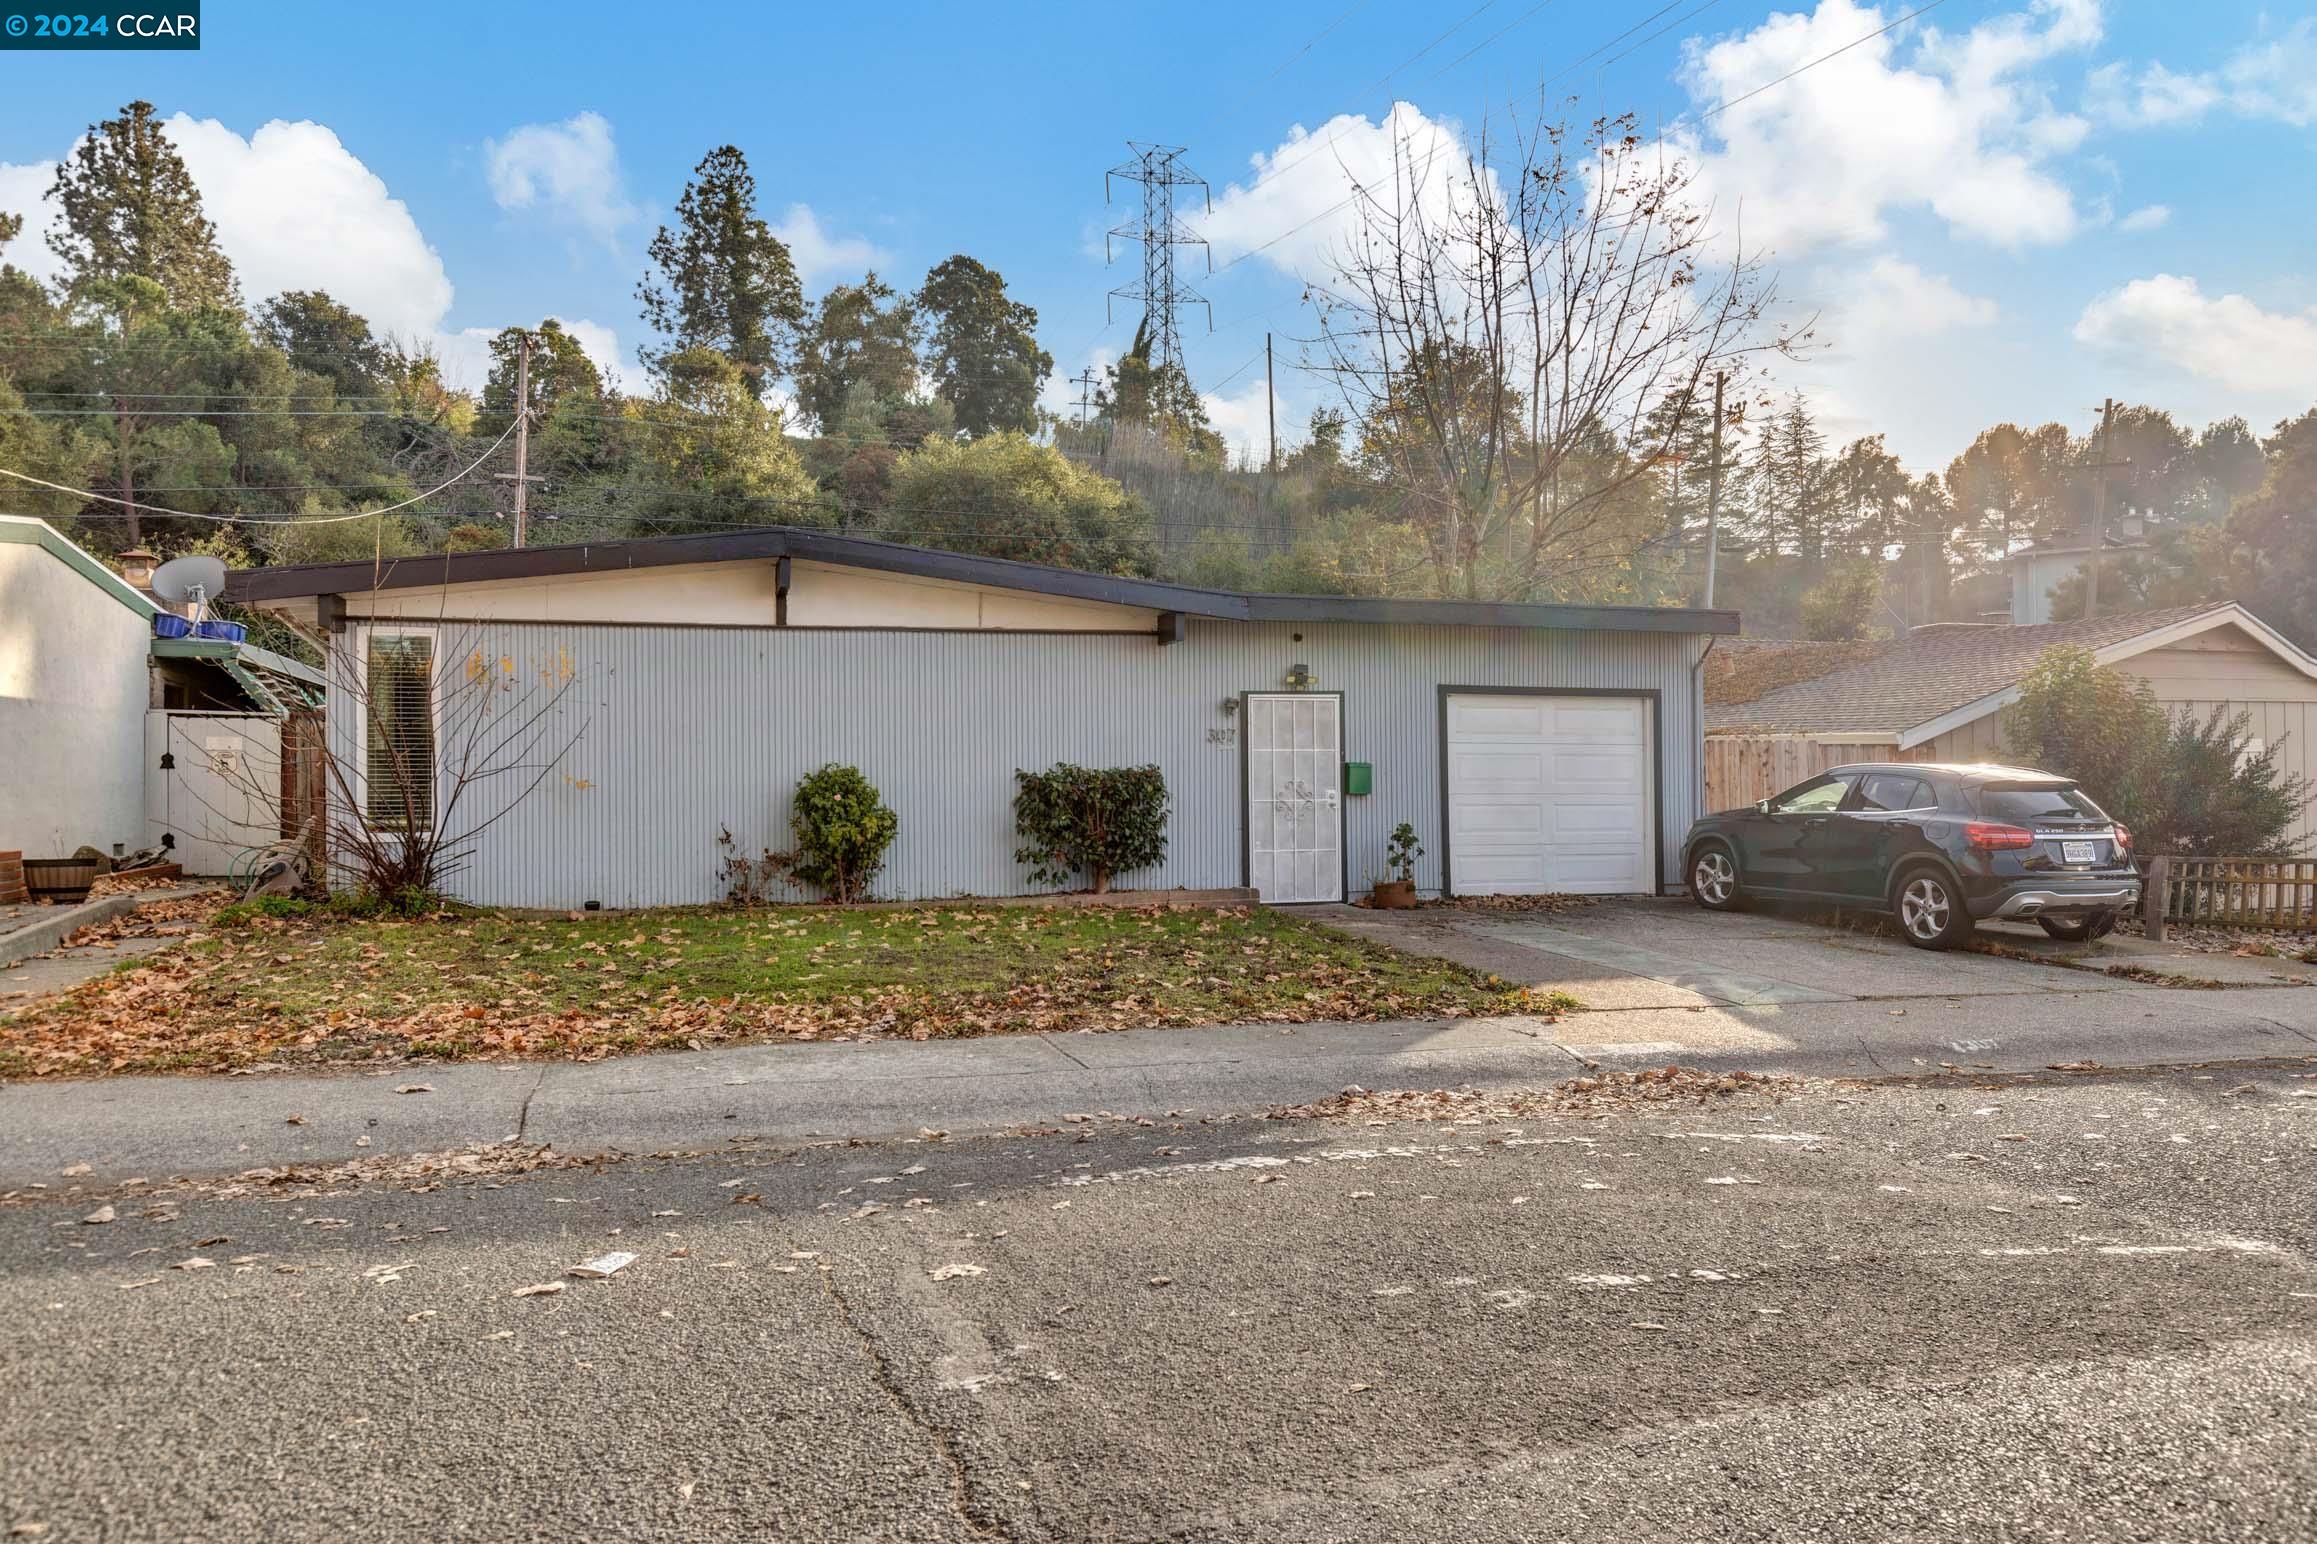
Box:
[226,524,1739,636]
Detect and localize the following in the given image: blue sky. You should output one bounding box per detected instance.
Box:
[2,0,2311,472]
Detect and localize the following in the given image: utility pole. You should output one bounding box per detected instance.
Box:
[1070,367,1099,429]
[1265,333,1277,474]
[1104,143,1211,376]
[493,330,543,548]
[1702,371,1726,610]
[2085,395,2117,620]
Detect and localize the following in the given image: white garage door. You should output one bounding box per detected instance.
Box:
[1445,694,1653,896]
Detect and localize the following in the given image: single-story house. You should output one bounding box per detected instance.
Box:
[229,526,1739,908]
[1704,601,2317,845]
[0,516,326,877]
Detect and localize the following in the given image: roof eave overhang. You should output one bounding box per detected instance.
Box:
[227,525,1741,636]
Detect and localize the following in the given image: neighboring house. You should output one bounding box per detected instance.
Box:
[230,526,1739,908]
[2004,529,2147,626]
[1705,602,2317,844]
[0,516,326,875]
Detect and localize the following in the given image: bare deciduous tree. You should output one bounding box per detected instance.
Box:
[1308,111,1800,600]
[322,627,590,901]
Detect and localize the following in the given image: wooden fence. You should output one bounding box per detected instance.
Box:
[2142,855,2317,936]
[1704,735,1909,812]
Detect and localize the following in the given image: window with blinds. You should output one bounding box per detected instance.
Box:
[365,634,436,828]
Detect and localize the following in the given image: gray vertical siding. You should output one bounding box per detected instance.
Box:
[333,619,1709,908]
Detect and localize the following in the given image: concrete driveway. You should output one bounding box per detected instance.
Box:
[1319,896,2130,1011]
[1316,895,2317,1068]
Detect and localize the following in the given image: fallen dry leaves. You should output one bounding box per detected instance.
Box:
[1267,1065,1801,1123]
[2,902,1524,1079]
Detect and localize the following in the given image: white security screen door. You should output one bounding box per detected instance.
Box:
[1245,693,1343,903]
[1446,693,1652,895]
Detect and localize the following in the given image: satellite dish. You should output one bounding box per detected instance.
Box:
[150,554,229,619]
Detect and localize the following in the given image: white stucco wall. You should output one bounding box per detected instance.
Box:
[344,559,1159,631]
[0,530,152,857]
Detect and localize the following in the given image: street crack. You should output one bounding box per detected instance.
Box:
[801,1240,1018,1542]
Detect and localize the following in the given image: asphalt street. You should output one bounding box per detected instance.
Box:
[5,1061,2314,1541]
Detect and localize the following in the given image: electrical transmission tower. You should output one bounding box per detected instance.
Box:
[1105,143,1212,374]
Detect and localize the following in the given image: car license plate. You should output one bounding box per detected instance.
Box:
[2062,840,2097,865]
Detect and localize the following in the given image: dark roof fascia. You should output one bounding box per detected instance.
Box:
[227,524,1738,636]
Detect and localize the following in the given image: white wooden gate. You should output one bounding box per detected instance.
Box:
[1244,692,1342,903]
[145,711,281,878]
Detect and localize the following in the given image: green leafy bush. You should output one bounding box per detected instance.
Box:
[2001,645,2308,855]
[784,764,898,902]
[1013,764,1170,893]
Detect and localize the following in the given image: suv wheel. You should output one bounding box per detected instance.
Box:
[2037,912,2118,943]
[1893,868,1973,950]
[1689,843,1742,911]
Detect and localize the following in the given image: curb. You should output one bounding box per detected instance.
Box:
[0,893,155,969]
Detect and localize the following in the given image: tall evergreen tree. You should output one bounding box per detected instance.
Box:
[636,147,805,397]
[46,100,238,312]
[917,255,1051,437]
[793,274,922,434]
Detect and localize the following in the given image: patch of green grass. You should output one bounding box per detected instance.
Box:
[204,902,1513,1026]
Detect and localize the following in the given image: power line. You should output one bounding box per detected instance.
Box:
[1698,0,1954,123]
[1428,0,1566,79]
[0,414,521,524]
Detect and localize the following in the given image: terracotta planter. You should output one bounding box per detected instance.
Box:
[1371,879,1418,909]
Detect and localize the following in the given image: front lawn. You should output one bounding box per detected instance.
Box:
[0,901,1542,1078]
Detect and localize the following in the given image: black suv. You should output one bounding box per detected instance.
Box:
[1681,763,2142,950]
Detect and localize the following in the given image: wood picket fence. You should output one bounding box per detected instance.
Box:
[2141,855,2317,937]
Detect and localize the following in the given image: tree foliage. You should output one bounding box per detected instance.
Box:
[636,147,804,397]
[793,274,921,433]
[883,432,1156,575]
[2000,646,2306,856]
[46,100,237,311]
[918,255,1051,437]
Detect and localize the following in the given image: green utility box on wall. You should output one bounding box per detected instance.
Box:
[1343,761,1373,796]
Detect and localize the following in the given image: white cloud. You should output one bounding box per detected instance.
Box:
[2073,273,2317,393]
[1673,0,2100,255]
[432,316,626,394]
[1197,102,1478,282]
[1834,256,1999,343]
[1200,380,1277,468]
[2115,202,2169,232]
[0,159,63,284]
[771,204,889,289]
[164,114,455,339]
[7,115,627,400]
[2089,19,2317,129]
[483,111,637,247]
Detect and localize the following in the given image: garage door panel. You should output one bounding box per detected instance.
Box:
[1550,749,1640,786]
[1447,692,1652,897]
[1450,699,1552,739]
[1549,702,1643,739]
[1453,800,1547,838]
[1550,851,1647,889]
[1549,799,1644,841]
[1453,749,1547,792]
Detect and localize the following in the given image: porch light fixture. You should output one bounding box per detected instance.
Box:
[1284,663,1317,690]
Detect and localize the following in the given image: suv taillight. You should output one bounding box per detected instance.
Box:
[1964,822,2036,851]
[2113,822,2132,853]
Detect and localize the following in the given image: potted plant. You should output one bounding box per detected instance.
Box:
[1372,822,1422,908]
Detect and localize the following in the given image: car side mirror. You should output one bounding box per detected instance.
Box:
[1756,799,1772,815]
